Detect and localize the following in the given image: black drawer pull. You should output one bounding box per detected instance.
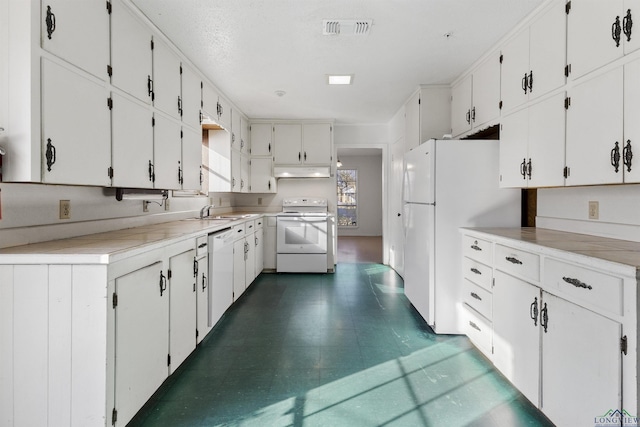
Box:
[198,243,207,249]
[470,241,482,251]
[562,276,593,290]
[470,292,482,301]
[505,256,523,265]
[470,268,481,275]
[469,321,481,332]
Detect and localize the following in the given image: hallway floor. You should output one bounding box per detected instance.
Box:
[129,264,553,427]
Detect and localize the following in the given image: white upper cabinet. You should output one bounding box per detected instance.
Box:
[152,38,181,119]
[181,126,203,191]
[250,123,273,157]
[231,108,241,151]
[111,92,154,189]
[567,0,640,80]
[302,123,332,165]
[111,0,153,104]
[250,157,276,193]
[217,96,231,131]
[450,53,500,137]
[240,115,250,154]
[566,66,624,186]
[500,92,566,188]
[273,124,302,164]
[41,59,111,186]
[153,112,183,190]
[41,0,109,80]
[405,91,421,151]
[451,75,473,137]
[180,64,202,131]
[201,82,219,123]
[623,57,640,183]
[501,2,566,113]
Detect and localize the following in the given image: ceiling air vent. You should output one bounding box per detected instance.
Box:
[323,19,372,36]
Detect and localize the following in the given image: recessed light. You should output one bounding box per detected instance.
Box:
[327,74,353,85]
[275,90,286,97]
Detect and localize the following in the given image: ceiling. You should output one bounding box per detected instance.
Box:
[130,0,544,125]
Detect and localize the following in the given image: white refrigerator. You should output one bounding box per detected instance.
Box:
[402,138,520,334]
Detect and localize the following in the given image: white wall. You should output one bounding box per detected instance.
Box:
[537,184,640,242]
[337,154,383,236]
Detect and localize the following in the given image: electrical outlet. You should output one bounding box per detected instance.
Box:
[59,200,71,219]
[588,201,599,220]
[258,197,263,205]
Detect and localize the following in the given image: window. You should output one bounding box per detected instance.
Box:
[337,169,357,227]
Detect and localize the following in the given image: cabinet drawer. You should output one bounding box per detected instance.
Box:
[461,235,492,265]
[244,220,255,235]
[196,235,208,257]
[463,279,492,319]
[462,304,492,356]
[462,257,492,291]
[544,258,623,317]
[232,223,246,239]
[254,218,264,229]
[495,244,540,282]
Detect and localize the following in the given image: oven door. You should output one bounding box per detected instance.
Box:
[277,216,328,254]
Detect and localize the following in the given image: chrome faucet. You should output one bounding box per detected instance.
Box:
[199,204,215,219]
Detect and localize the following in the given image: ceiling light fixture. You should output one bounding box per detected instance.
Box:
[275,90,286,97]
[336,158,343,167]
[327,75,353,85]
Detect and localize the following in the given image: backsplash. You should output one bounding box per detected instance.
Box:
[537,184,640,242]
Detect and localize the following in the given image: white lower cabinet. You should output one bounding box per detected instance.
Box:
[254,219,264,277]
[168,248,197,373]
[114,260,169,427]
[195,247,210,345]
[462,229,633,427]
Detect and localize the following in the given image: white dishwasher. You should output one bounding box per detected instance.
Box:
[208,227,235,328]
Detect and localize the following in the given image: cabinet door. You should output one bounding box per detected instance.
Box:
[566,66,624,185]
[114,261,168,427]
[250,123,273,156]
[501,29,530,113]
[303,123,332,164]
[231,150,241,192]
[529,1,567,100]
[152,38,181,119]
[41,0,109,80]
[451,75,472,136]
[230,109,241,151]
[111,93,154,188]
[541,292,622,427]
[273,124,302,164]
[245,235,255,286]
[153,113,182,190]
[217,96,231,130]
[168,249,197,373]
[254,228,264,277]
[180,64,202,130]
[181,126,202,191]
[472,53,501,126]
[499,107,529,188]
[240,153,250,193]
[205,129,231,192]
[624,0,640,55]
[233,239,246,301]
[241,116,251,154]
[196,256,209,344]
[250,157,275,193]
[623,58,640,182]
[527,92,566,187]
[493,270,540,406]
[405,91,421,151]
[201,82,218,123]
[567,0,624,80]
[41,59,110,186]
[111,1,153,104]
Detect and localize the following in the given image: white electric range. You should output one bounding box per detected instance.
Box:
[276,198,328,273]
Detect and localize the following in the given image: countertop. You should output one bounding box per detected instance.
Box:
[0,213,264,265]
[463,227,640,272]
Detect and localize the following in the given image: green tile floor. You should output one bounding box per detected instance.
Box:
[129,263,554,427]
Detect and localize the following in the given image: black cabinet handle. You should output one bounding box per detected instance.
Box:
[178,164,183,184]
[611,141,621,173]
[624,9,633,42]
[530,297,538,326]
[159,271,167,297]
[193,258,198,277]
[562,276,593,290]
[624,140,633,172]
[148,160,155,182]
[469,321,481,332]
[304,151,307,161]
[202,274,207,291]
[45,138,56,171]
[45,5,56,39]
[505,256,522,265]
[178,96,183,116]
[470,292,482,301]
[528,71,533,92]
[465,109,471,124]
[526,158,532,178]
[470,241,482,251]
[540,302,548,333]
[613,15,622,47]
[470,268,481,275]
[520,158,527,179]
[268,143,271,153]
[298,152,301,162]
[522,73,528,94]
[147,75,154,99]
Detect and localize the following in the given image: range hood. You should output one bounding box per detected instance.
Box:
[274,166,331,178]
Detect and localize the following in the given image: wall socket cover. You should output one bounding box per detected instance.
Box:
[59,200,71,219]
[588,201,599,220]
